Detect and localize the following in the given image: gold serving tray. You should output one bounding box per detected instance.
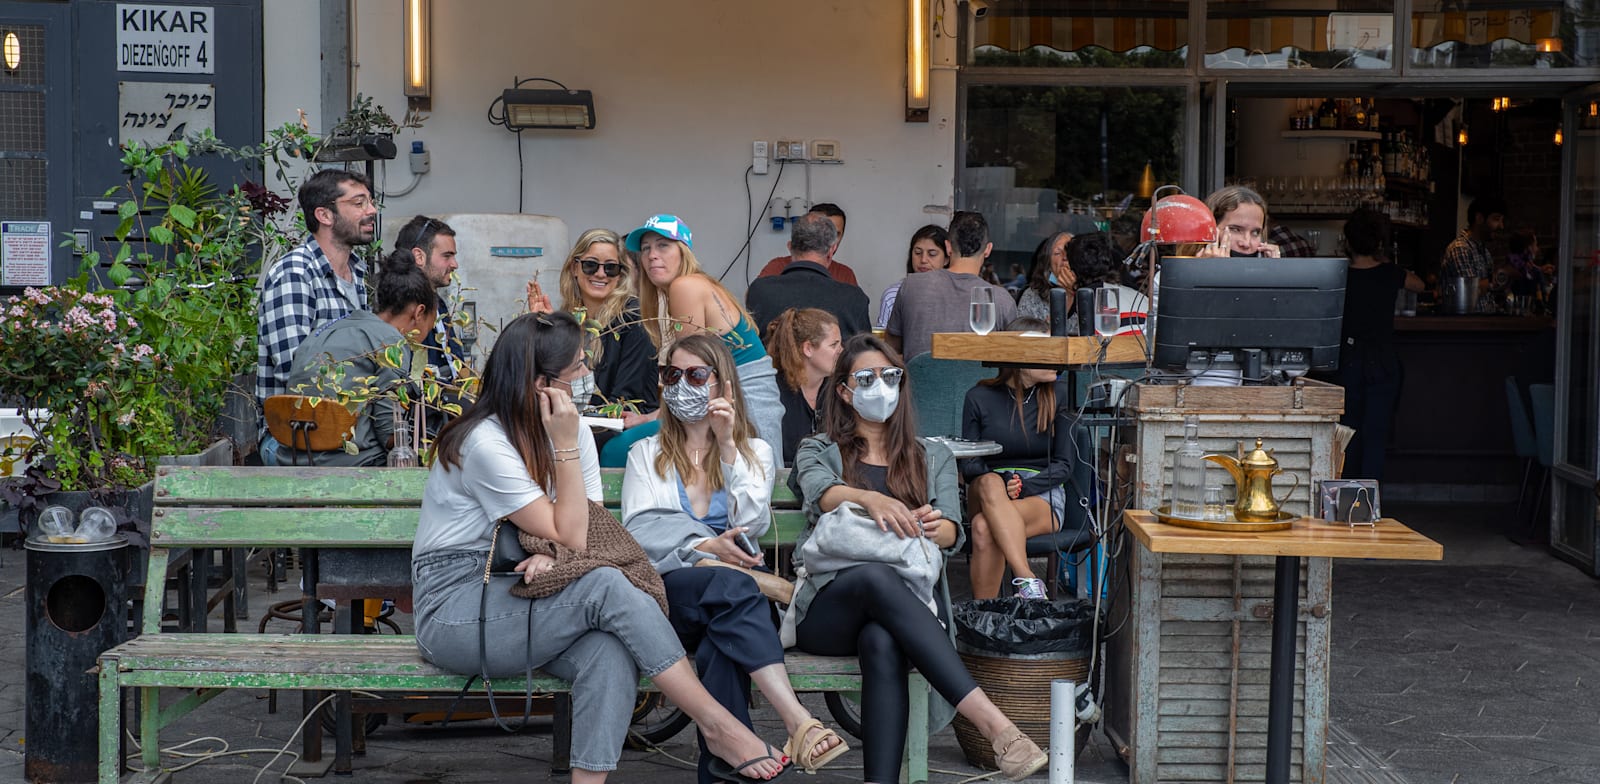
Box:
[1152,505,1300,533]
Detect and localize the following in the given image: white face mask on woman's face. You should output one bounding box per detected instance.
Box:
[848,382,899,423]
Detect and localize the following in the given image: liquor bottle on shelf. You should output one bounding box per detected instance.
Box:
[1351,99,1369,131]
[1318,98,1339,130]
[1346,142,1361,178]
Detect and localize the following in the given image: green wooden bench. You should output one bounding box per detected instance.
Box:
[96,465,932,784]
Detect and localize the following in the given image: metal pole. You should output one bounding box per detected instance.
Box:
[1266,555,1300,784]
[1050,678,1076,784]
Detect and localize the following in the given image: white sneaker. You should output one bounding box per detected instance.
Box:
[1012,577,1048,600]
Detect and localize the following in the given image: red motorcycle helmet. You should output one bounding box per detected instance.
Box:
[1140,189,1216,244]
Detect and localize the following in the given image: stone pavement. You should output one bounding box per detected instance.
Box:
[0,501,1592,783]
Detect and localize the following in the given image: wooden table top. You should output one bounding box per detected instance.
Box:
[1124,509,1444,561]
[931,331,1148,367]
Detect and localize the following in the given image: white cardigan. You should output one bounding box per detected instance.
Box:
[621,434,776,570]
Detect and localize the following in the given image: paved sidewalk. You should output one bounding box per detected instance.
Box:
[0,501,1593,783]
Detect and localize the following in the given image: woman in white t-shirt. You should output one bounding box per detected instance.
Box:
[412,312,791,784]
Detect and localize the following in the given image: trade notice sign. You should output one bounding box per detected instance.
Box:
[1,222,52,287]
[117,4,214,74]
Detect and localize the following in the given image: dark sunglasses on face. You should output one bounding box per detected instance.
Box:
[578,258,624,278]
[850,367,904,390]
[660,365,716,387]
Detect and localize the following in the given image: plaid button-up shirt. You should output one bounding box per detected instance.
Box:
[256,237,369,403]
[1441,230,1494,280]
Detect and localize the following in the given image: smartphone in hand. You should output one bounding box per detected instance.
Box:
[734,529,761,557]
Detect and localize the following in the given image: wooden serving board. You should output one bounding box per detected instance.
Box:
[931,331,1148,367]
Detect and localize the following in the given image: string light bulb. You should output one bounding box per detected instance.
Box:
[1555,127,1564,146]
[1457,126,1468,146]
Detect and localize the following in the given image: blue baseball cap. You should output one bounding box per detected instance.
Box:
[624,214,693,253]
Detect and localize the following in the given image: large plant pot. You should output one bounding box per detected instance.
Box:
[157,438,233,468]
[951,644,1095,769]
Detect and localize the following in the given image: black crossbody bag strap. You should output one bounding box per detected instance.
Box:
[441,521,537,733]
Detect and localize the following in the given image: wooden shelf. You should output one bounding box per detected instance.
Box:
[1281,130,1382,141]
[931,331,1148,367]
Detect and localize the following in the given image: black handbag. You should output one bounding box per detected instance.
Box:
[487,519,528,576]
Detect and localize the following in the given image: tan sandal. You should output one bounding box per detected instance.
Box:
[784,718,849,773]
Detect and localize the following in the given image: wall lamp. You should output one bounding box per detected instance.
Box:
[3,31,20,72]
[489,77,596,131]
[906,0,929,121]
[403,0,430,98]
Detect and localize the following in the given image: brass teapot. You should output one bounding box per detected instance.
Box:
[1203,438,1300,522]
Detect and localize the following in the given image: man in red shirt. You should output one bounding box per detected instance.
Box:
[756,202,858,285]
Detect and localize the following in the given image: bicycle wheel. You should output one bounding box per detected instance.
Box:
[824,691,863,741]
[627,693,692,748]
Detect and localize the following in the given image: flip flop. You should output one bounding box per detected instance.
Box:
[784,718,849,773]
[707,742,793,784]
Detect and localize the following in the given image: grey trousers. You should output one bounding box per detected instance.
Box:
[412,550,686,772]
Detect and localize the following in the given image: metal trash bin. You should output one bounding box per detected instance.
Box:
[25,535,129,783]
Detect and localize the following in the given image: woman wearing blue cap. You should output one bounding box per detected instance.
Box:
[626,214,788,467]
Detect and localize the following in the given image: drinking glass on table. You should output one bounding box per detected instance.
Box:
[1094,287,1121,337]
[969,287,996,335]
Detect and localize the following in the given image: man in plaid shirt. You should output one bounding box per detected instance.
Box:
[1441,195,1505,287]
[256,169,378,464]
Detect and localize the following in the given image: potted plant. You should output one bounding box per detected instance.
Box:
[316,93,424,163]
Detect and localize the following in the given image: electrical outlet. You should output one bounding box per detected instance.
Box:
[752,140,769,175]
[812,139,840,161]
[775,139,803,161]
[788,140,808,161]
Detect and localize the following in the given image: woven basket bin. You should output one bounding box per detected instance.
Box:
[951,644,1093,769]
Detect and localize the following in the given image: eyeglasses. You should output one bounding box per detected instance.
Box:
[336,194,373,210]
[849,367,904,390]
[660,365,716,387]
[578,258,624,278]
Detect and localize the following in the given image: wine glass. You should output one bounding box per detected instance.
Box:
[969,287,996,336]
[1095,288,1121,337]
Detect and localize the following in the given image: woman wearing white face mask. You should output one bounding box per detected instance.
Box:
[790,334,1046,784]
[621,332,848,779]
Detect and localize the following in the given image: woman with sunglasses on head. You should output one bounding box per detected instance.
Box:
[765,308,843,465]
[414,312,791,784]
[528,229,660,454]
[622,332,848,780]
[878,225,949,329]
[960,318,1086,601]
[791,334,1047,784]
[628,214,787,466]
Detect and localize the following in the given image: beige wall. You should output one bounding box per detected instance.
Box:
[264,0,960,314]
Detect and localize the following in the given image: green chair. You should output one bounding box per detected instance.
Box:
[906,351,995,438]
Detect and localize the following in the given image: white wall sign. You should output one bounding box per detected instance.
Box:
[119,82,215,145]
[1,221,52,287]
[117,4,214,74]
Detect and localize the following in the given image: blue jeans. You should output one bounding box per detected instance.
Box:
[411,551,686,772]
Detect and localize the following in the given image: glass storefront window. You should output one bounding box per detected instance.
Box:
[1411,1,1594,69]
[961,85,1186,267]
[1204,1,1395,70]
[969,1,1188,68]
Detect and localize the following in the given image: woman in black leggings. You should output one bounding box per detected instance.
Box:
[790,334,1046,784]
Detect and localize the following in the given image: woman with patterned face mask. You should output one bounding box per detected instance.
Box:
[789,333,1047,784]
[621,332,849,779]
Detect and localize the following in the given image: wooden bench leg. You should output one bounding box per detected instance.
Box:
[904,673,929,784]
[98,664,121,784]
[552,693,573,773]
[140,685,162,776]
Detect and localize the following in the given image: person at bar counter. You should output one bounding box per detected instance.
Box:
[1338,209,1424,481]
[1440,195,1506,296]
[756,203,857,285]
[526,229,661,460]
[1195,185,1281,258]
[958,318,1086,601]
[885,210,1016,360]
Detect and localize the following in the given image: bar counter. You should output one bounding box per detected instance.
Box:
[1385,312,1555,494]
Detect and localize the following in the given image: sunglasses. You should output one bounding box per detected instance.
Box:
[660,365,717,387]
[578,258,624,278]
[849,367,904,390]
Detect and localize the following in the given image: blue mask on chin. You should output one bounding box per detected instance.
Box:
[1048,273,1060,287]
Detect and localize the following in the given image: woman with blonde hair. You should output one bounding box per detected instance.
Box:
[626,214,786,465]
[765,308,842,465]
[527,229,659,456]
[623,332,847,780]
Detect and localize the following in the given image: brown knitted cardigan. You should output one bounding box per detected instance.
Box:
[507,500,668,613]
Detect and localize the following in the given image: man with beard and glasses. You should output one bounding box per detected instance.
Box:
[256,169,379,465]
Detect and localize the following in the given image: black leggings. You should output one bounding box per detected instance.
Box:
[795,563,979,783]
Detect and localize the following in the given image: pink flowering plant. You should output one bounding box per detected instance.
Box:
[0,287,175,493]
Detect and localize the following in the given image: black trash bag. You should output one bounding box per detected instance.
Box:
[953,597,1097,657]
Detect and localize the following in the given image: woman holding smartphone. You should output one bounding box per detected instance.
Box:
[792,334,1047,784]
[622,332,848,780]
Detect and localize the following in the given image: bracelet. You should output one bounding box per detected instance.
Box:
[553,456,580,463]
[553,447,579,454]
